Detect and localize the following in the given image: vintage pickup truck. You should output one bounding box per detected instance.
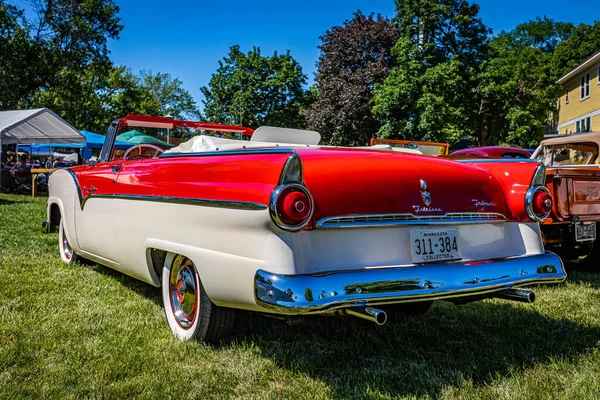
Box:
[46,115,566,342]
[532,132,600,266]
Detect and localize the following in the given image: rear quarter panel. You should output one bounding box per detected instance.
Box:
[456,161,542,222]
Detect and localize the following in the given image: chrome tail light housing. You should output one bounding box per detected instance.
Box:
[525,163,552,222]
[270,153,314,231]
[269,183,314,231]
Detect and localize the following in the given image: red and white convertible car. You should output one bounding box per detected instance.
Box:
[46,115,566,342]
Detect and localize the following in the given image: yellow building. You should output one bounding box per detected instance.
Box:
[557,52,600,134]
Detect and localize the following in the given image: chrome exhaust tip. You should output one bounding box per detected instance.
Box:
[345,307,387,325]
[496,288,536,304]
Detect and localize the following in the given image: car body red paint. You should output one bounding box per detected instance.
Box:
[451,146,532,159]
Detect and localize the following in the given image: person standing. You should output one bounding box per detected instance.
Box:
[10,155,31,178]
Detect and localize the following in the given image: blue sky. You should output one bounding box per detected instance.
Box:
[18,0,600,107]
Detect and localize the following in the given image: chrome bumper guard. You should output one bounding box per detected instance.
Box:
[254,252,566,314]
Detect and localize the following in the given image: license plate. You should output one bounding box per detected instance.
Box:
[575,222,596,242]
[410,228,461,263]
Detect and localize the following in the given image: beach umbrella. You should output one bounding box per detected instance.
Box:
[117,130,172,147]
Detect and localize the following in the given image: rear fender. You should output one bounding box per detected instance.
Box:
[462,160,543,222]
[143,238,274,311]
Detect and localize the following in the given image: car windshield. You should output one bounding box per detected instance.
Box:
[370,139,449,156]
[107,119,252,161]
[537,142,599,166]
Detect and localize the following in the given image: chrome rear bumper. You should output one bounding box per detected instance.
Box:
[254,252,566,314]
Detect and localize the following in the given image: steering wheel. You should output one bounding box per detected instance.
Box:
[123,144,165,161]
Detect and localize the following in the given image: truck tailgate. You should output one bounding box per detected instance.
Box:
[552,167,600,219]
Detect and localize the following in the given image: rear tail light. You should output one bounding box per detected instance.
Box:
[533,189,552,215]
[525,186,552,221]
[270,184,314,231]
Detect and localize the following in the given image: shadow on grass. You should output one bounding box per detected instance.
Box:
[81,260,163,306]
[565,269,600,289]
[78,260,600,398]
[231,298,600,398]
[0,198,23,205]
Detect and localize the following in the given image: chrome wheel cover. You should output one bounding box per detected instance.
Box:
[168,256,198,329]
[61,225,72,261]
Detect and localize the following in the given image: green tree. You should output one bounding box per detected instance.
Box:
[28,61,115,133]
[306,12,398,146]
[0,2,33,108]
[372,0,490,144]
[553,21,600,78]
[137,71,200,120]
[475,17,576,147]
[31,66,201,132]
[201,45,308,129]
[0,0,122,109]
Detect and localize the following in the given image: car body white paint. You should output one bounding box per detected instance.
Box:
[48,168,548,313]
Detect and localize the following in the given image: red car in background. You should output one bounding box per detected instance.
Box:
[451,146,532,159]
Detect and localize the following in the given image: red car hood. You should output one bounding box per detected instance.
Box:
[295,148,508,222]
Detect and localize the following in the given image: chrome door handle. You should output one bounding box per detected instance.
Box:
[111,164,122,173]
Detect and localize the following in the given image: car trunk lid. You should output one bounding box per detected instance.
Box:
[295,148,509,223]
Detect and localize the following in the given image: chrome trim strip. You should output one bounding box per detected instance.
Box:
[316,212,506,229]
[159,148,295,158]
[254,252,566,314]
[64,169,267,211]
[81,194,267,211]
[531,163,547,186]
[65,168,85,206]
[279,152,302,184]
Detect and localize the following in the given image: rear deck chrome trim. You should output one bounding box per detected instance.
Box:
[316,212,507,229]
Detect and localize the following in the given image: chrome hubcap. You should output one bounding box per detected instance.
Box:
[62,230,72,261]
[169,256,198,329]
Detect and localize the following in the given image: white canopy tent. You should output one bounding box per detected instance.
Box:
[0,108,85,160]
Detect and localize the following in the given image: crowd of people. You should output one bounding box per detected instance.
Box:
[1,153,77,192]
[2,155,59,173]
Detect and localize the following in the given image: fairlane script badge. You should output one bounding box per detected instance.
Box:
[472,199,496,208]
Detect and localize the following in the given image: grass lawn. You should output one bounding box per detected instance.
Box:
[1,192,600,399]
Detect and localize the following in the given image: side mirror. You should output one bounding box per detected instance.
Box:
[87,159,97,166]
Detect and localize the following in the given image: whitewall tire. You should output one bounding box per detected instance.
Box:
[58,218,78,264]
[161,253,236,343]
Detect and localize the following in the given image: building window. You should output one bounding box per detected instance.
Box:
[586,117,591,132]
[566,89,569,104]
[581,73,590,100]
[575,116,592,133]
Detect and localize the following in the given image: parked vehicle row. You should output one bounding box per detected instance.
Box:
[46,116,585,342]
